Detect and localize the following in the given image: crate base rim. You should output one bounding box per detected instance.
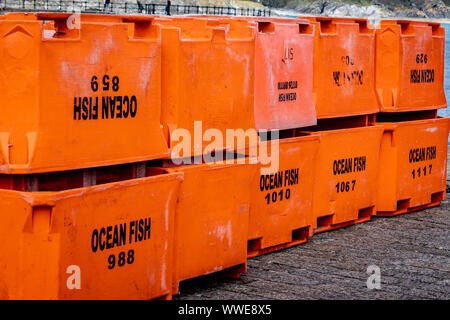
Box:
[380,104,447,113]
[247,237,310,258]
[313,216,372,235]
[173,263,247,296]
[374,201,442,217]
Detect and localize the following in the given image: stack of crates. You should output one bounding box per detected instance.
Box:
[301,17,384,234]
[0,11,448,300]
[374,20,449,216]
[148,16,257,295]
[0,12,181,300]
[209,16,321,257]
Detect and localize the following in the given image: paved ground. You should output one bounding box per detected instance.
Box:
[174,150,450,300]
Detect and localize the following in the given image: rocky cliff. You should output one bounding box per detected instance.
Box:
[271,0,450,19]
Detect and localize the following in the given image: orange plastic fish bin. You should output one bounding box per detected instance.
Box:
[195,16,317,130]
[304,125,384,233]
[376,20,446,112]
[0,12,168,174]
[247,134,320,257]
[305,17,379,119]
[155,17,256,156]
[0,172,182,300]
[376,117,450,216]
[151,157,257,294]
[234,18,316,130]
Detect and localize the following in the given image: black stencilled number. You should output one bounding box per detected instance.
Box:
[412,165,432,179]
[127,250,135,264]
[341,55,354,66]
[283,47,294,61]
[90,75,119,92]
[416,53,428,64]
[118,252,126,267]
[272,192,277,203]
[102,75,110,91]
[107,254,115,270]
[265,188,291,205]
[285,188,291,199]
[91,76,98,92]
[107,249,135,269]
[336,180,356,193]
[112,76,120,92]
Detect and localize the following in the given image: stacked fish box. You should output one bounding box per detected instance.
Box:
[0,12,448,300]
[0,12,180,300]
[374,20,449,216]
[300,17,384,234]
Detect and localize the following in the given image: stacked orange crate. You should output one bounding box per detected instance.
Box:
[299,17,383,233]
[195,16,321,257]
[374,20,449,216]
[0,12,182,300]
[151,16,259,294]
